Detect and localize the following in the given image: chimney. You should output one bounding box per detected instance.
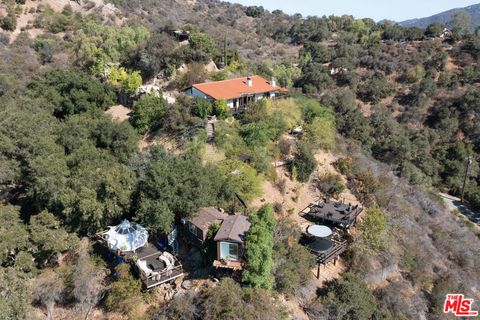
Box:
[246,76,252,87]
[270,77,276,87]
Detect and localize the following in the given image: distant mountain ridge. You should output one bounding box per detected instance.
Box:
[399,3,480,28]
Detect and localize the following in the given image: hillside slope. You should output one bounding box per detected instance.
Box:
[399,3,480,28]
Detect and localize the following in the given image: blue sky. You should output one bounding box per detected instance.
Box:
[230,0,480,22]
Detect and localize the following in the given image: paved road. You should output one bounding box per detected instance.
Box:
[439,193,480,225]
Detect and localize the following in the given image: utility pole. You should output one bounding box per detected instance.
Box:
[223,36,228,68]
[461,156,473,202]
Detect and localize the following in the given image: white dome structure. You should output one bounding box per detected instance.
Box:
[103,220,148,253]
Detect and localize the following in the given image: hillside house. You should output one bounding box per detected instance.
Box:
[182,207,227,246]
[212,214,251,270]
[185,75,287,114]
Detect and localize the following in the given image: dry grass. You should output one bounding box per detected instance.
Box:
[105,104,131,122]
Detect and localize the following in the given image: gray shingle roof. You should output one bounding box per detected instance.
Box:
[214,214,251,243]
[190,207,227,234]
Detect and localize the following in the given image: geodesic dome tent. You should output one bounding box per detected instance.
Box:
[103,219,148,253]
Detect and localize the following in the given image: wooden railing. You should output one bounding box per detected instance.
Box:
[317,239,347,265]
[140,264,183,289]
[213,259,244,271]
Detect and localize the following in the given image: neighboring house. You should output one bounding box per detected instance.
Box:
[440,27,451,39]
[213,214,251,271]
[182,207,227,246]
[167,29,191,41]
[185,75,287,114]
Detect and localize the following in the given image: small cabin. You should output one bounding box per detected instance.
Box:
[212,215,251,270]
[182,207,227,246]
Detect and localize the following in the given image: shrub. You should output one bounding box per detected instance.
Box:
[278,138,293,158]
[129,94,167,134]
[299,98,335,124]
[1,14,17,31]
[358,207,387,253]
[273,218,315,296]
[332,157,353,175]
[321,272,384,319]
[315,172,345,197]
[305,116,336,150]
[107,66,142,95]
[191,98,213,119]
[213,99,230,119]
[106,264,143,318]
[203,278,288,320]
[189,32,218,58]
[358,77,393,104]
[291,143,317,182]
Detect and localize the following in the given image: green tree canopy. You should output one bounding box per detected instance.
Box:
[0,205,29,266]
[29,211,78,265]
[189,31,218,58]
[107,66,142,95]
[129,94,167,134]
[27,69,115,118]
[323,272,384,319]
[133,147,225,234]
[0,267,32,320]
[218,159,263,203]
[243,204,276,290]
[75,20,150,71]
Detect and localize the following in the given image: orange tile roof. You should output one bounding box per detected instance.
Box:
[192,75,281,100]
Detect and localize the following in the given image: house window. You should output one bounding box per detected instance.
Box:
[188,223,197,237]
[219,242,239,261]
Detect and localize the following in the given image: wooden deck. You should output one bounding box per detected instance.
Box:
[315,238,347,265]
[139,264,183,289]
[299,199,362,229]
[133,244,184,289]
[213,259,244,271]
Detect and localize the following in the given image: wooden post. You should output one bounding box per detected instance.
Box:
[333,258,337,266]
[461,156,472,202]
[317,263,320,279]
